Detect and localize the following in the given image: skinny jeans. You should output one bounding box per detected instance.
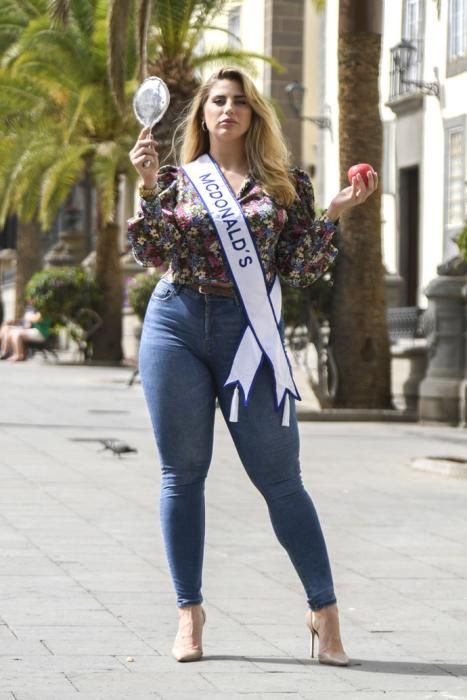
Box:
[139,279,337,611]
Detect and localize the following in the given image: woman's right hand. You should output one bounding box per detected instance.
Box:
[129,127,159,187]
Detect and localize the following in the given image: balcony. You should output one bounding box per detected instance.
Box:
[387,39,439,114]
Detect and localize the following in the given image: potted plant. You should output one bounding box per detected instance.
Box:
[455,222,467,261]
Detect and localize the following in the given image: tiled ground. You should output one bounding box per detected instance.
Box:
[0,360,466,699]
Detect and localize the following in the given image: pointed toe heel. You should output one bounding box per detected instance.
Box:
[172,646,203,663]
[172,607,206,663]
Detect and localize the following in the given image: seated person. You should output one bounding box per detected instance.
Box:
[0,308,51,362]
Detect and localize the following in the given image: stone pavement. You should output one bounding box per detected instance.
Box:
[0,358,467,700]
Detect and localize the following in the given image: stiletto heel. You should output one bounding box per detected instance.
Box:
[305,608,349,667]
[310,625,317,658]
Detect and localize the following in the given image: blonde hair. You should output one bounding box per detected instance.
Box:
[174,67,297,207]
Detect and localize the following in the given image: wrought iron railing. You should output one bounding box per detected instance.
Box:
[389,39,424,100]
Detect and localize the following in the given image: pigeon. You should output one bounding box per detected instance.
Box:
[98,439,138,458]
[69,437,138,458]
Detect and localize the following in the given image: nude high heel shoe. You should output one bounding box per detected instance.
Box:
[172,605,206,662]
[305,607,349,667]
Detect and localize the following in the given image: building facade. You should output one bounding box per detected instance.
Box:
[216,0,467,307]
[381,0,467,305]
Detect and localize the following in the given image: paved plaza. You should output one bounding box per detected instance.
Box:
[0,358,466,699]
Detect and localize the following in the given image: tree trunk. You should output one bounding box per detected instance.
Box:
[330,0,391,408]
[92,205,123,363]
[15,220,42,317]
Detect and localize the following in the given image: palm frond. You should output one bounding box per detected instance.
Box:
[186,23,240,52]
[39,143,90,228]
[192,48,284,75]
[0,16,43,68]
[4,18,92,83]
[64,84,99,143]
[0,129,59,224]
[151,0,227,57]
[69,0,95,35]
[16,0,45,18]
[0,0,34,22]
[12,55,85,95]
[0,2,33,54]
[47,0,71,27]
[0,72,51,119]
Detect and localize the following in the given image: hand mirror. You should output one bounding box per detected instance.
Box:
[133,76,170,167]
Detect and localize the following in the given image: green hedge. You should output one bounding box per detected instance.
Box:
[25,267,100,324]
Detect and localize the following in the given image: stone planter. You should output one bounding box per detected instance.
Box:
[391,340,428,413]
[419,275,467,424]
[459,282,467,426]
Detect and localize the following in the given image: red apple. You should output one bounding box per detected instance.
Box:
[347,163,374,187]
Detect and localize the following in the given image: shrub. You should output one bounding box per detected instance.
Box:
[128,271,161,321]
[25,266,100,324]
[455,223,467,261]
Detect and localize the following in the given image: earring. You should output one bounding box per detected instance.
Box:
[201,120,208,132]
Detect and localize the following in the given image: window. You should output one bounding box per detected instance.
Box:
[227,6,241,48]
[403,0,423,42]
[448,0,467,61]
[444,117,466,259]
[400,0,424,94]
[447,130,465,227]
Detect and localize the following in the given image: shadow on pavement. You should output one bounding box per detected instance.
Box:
[348,659,467,676]
[203,655,467,676]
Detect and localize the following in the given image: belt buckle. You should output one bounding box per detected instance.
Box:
[198,285,209,295]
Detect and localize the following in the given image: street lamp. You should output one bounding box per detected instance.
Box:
[392,40,440,97]
[285,82,332,134]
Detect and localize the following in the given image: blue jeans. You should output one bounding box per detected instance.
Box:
[139,279,337,611]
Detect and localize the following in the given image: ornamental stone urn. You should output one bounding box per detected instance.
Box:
[44,207,87,268]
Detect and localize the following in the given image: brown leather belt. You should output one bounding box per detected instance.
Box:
[185,283,236,299]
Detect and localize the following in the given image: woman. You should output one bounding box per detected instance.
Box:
[0,308,51,362]
[128,66,377,665]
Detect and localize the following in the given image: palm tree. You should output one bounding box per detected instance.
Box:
[0,1,137,361]
[0,0,51,317]
[329,0,391,407]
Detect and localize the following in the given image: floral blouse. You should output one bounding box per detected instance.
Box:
[127,164,338,288]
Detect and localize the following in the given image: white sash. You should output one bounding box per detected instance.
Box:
[182,154,300,426]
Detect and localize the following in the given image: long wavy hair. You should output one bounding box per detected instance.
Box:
[174,67,297,207]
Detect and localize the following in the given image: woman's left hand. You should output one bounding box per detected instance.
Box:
[327,170,378,221]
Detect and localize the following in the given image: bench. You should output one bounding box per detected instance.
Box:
[386,306,426,344]
[386,306,430,412]
[26,333,60,361]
